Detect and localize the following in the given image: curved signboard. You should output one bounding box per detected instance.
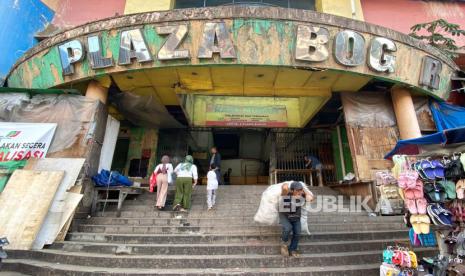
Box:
[6,7,457,99]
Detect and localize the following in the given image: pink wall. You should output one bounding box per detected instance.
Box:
[361,0,465,47]
[52,0,126,28]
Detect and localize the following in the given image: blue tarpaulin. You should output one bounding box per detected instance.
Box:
[385,127,465,159]
[385,100,465,159]
[430,100,465,131]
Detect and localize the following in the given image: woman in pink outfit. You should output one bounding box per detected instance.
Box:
[153,155,173,210]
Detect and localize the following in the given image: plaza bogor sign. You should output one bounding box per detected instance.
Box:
[7,7,457,99]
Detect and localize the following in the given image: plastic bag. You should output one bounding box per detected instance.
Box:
[92,170,133,187]
[254,181,312,235]
[149,172,158,192]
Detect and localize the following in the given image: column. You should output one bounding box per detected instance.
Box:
[391,86,422,140]
[86,80,108,104]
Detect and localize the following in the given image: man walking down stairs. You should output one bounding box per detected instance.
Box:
[2,185,436,275]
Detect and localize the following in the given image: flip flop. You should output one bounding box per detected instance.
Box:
[402,250,411,268]
[409,228,421,247]
[383,248,394,264]
[409,251,418,268]
[420,160,436,180]
[392,250,404,266]
[413,180,424,199]
[398,188,405,200]
[439,180,457,200]
[460,154,465,173]
[457,180,465,199]
[404,188,416,200]
[416,198,427,214]
[406,199,418,214]
[431,160,445,178]
[410,215,422,234]
[418,214,431,234]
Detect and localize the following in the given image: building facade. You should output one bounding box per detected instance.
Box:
[1,0,464,186]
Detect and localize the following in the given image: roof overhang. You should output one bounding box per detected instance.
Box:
[6,6,458,101]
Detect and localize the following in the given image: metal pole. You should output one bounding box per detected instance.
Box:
[336,126,347,176]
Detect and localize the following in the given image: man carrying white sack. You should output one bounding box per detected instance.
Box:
[279,181,314,257]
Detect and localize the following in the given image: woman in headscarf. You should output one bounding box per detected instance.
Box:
[153,155,173,210]
[173,155,198,212]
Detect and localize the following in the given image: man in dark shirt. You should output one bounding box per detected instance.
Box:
[279,181,314,257]
[210,146,222,185]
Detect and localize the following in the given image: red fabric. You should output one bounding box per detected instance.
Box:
[149,172,158,193]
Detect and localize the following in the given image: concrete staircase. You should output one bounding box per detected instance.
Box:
[3,185,435,275]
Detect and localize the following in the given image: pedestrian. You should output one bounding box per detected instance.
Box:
[304,155,322,170]
[210,146,222,184]
[304,155,323,186]
[173,155,198,212]
[279,181,314,257]
[223,168,232,185]
[207,164,219,210]
[153,155,173,210]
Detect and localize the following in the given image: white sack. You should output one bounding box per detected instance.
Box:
[254,181,313,235]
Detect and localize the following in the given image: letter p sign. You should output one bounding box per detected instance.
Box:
[58,40,84,76]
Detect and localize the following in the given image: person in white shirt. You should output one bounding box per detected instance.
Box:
[206,164,219,210]
[153,155,173,210]
[173,155,198,212]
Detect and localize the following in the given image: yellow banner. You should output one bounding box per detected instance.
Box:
[205,104,288,127]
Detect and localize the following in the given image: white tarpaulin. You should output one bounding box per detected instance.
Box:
[98,115,120,173]
[0,122,56,162]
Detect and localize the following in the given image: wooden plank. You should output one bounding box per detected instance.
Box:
[0,170,64,250]
[55,184,83,242]
[25,158,85,248]
[54,191,83,242]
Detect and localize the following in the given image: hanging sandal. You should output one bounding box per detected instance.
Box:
[406,199,418,214]
[409,251,418,269]
[410,215,422,234]
[416,198,427,215]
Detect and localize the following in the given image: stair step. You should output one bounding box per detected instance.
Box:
[66,230,410,244]
[2,259,381,275]
[82,215,402,226]
[77,222,406,234]
[50,239,407,255]
[94,209,371,218]
[6,249,436,269]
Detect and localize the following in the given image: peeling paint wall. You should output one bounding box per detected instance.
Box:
[0,0,54,84]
